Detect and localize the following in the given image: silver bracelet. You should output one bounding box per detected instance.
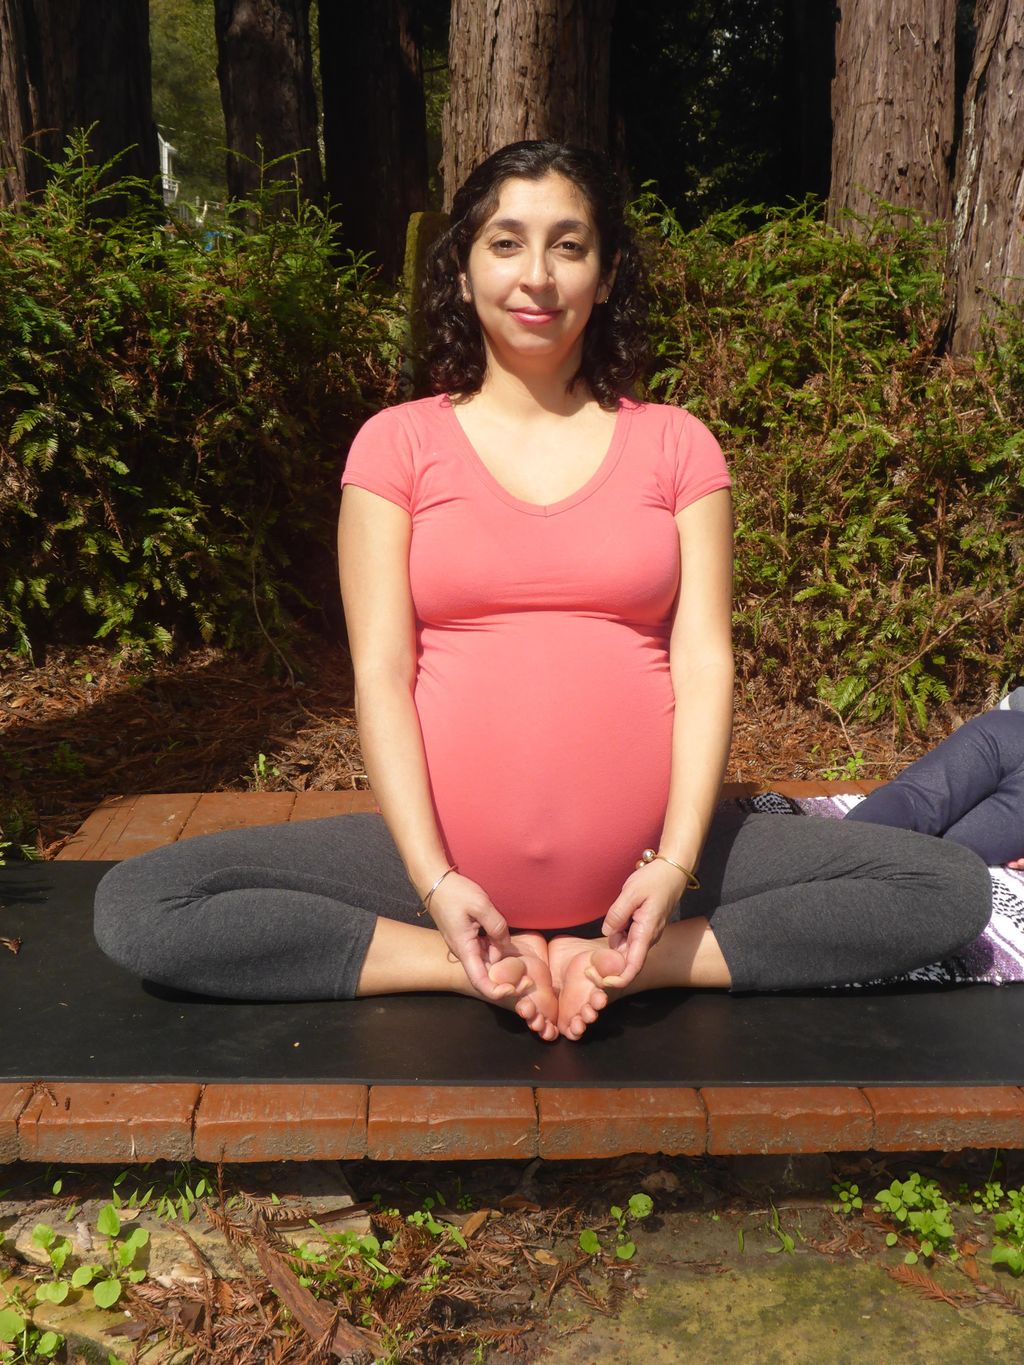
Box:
[417,865,457,917]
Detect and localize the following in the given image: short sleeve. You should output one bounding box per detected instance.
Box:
[340,406,415,512]
[672,411,731,514]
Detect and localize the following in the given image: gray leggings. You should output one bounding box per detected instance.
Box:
[93,810,991,1000]
[845,710,1024,865]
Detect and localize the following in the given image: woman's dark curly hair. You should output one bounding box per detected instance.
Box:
[424,141,650,410]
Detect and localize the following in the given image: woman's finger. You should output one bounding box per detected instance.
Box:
[455,931,517,1000]
[474,902,514,953]
[601,884,642,937]
[617,924,654,984]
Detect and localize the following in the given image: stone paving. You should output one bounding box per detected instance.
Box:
[2,1152,1024,1361]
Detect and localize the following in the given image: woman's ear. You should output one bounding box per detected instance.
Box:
[459,272,473,303]
[600,250,621,303]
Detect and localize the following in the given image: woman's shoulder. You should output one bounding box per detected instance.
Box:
[355,393,449,443]
[622,399,724,459]
[623,398,715,439]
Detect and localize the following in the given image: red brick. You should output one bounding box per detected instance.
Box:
[719,782,762,801]
[57,796,138,860]
[367,1086,537,1160]
[80,793,202,859]
[0,1084,33,1161]
[538,1087,705,1158]
[194,1084,367,1161]
[702,1086,874,1155]
[863,1086,1024,1151]
[17,1083,200,1162]
[290,790,377,821]
[179,791,296,839]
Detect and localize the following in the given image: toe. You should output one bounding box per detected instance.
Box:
[586,947,627,985]
[489,957,528,991]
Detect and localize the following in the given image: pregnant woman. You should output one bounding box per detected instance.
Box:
[94,141,992,1040]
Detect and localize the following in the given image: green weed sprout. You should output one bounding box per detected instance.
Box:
[992,1189,1024,1276]
[579,1192,654,1261]
[32,1202,148,1311]
[874,1173,957,1264]
[832,1180,863,1215]
[0,1299,62,1360]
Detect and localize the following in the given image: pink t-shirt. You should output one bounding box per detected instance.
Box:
[341,394,730,930]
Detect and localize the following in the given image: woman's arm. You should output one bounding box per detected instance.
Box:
[338,486,517,998]
[601,486,734,982]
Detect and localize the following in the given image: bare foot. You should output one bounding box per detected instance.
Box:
[547,935,629,1041]
[475,933,560,1043]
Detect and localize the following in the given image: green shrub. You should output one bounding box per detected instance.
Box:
[4,148,1022,729]
[640,194,1024,725]
[0,133,401,659]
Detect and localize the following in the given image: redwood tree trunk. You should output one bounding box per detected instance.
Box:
[319,0,426,280]
[828,0,956,228]
[442,0,616,210]
[0,0,37,202]
[213,0,322,202]
[948,0,1024,354]
[0,0,157,206]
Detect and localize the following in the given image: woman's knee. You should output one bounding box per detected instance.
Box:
[898,831,992,953]
[93,849,188,977]
[969,708,1024,771]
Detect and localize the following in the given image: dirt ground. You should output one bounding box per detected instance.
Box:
[3,1150,1024,1361]
[0,641,987,857]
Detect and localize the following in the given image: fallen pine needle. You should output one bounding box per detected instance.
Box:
[886,1263,972,1309]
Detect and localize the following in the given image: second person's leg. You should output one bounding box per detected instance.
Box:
[845,711,1024,864]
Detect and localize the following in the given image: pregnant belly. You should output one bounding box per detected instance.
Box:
[415,621,674,929]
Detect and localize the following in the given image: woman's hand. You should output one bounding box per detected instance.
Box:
[599,861,690,987]
[426,873,523,1001]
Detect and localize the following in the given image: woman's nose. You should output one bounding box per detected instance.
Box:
[521,249,553,290]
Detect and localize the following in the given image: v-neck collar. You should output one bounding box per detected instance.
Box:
[440,395,633,517]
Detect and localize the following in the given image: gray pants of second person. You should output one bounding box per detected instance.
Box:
[93,810,991,1001]
[845,710,1024,866]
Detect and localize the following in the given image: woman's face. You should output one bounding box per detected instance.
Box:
[462,172,615,379]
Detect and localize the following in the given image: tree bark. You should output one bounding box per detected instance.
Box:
[0,0,157,207]
[948,0,1024,354]
[442,0,616,211]
[319,0,426,280]
[828,0,956,228]
[213,0,322,202]
[0,0,37,201]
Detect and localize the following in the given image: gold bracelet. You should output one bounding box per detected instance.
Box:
[416,865,458,917]
[634,848,700,890]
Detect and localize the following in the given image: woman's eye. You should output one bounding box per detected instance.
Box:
[556,240,585,255]
[490,238,519,252]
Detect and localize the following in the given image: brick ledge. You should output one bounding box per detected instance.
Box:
[2,1082,1022,1162]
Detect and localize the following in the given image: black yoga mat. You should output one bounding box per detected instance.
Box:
[3,860,1024,1087]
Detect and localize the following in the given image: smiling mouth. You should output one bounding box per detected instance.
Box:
[508,308,561,324]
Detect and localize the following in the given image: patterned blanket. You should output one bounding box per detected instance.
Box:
[736,792,1024,986]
